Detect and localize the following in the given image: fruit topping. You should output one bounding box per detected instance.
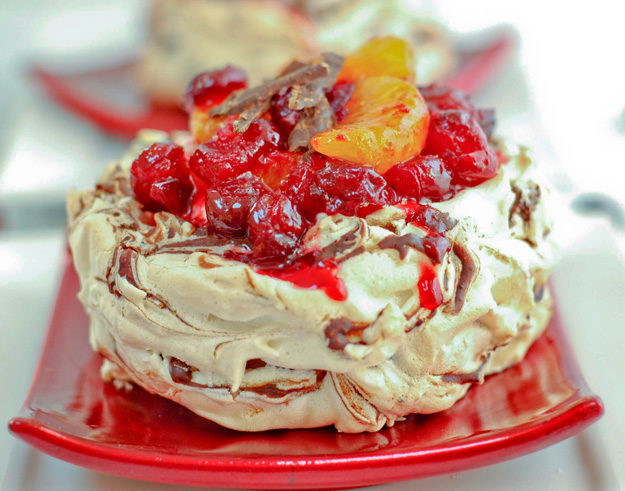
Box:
[189,119,280,185]
[205,173,268,238]
[311,76,430,173]
[248,193,305,260]
[297,160,396,220]
[326,82,355,122]
[130,143,195,216]
[422,110,498,186]
[129,39,502,300]
[338,36,416,84]
[184,65,247,113]
[419,84,496,138]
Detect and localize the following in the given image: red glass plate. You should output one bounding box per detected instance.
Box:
[31,31,515,140]
[8,257,602,489]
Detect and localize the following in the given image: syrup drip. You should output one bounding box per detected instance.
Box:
[418,262,443,310]
[258,260,348,302]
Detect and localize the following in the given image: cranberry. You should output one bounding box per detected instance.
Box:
[205,173,268,237]
[183,65,247,113]
[248,193,305,259]
[189,119,280,185]
[416,155,454,201]
[420,84,496,138]
[384,154,456,202]
[455,147,499,185]
[254,149,302,189]
[423,110,497,186]
[270,87,300,141]
[299,161,396,219]
[130,143,194,214]
[420,84,476,115]
[326,82,355,121]
[383,162,422,200]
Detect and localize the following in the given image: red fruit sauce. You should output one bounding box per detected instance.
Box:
[130,69,499,306]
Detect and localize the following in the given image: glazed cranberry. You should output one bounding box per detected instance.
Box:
[270,87,300,141]
[383,162,422,200]
[189,120,280,185]
[183,65,247,112]
[384,155,455,202]
[423,110,497,185]
[248,193,305,259]
[254,149,302,189]
[416,155,454,201]
[455,147,499,185]
[420,84,476,115]
[326,82,355,121]
[300,161,396,219]
[130,143,194,214]
[205,173,268,237]
[420,84,496,137]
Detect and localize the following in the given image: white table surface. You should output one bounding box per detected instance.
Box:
[1,1,625,489]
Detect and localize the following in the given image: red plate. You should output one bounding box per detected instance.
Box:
[31,31,515,140]
[9,257,602,489]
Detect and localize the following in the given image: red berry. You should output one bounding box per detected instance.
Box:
[384,154,455,202]
[184,65,247,112]
[248,193,304,259]
[205,173,268,237]
[416,155,454,201]
[383,162,422,200]
[189,119,280,185]
[423,110,497,186]
[301,161,396,219]
[420,84,496,138]
[130,143,194,214]
[420,84,476,114]
[270,87,300,142]
[326,82,355,121]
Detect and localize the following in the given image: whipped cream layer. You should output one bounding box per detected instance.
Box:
[140,0,453,105]
[68,131,555,432]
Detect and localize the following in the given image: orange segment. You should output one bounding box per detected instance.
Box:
[339,37,416,84]
[311,76,429,173]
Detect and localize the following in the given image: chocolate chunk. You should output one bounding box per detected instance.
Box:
[325,317,368,351]
[245,359,268,371]
[442,353,491,384]
[509,183,541,226]
[169,357,197,384]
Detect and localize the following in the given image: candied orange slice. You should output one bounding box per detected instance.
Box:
[190,109,233,143]
[311,76,429,173]
[338,36,416,84]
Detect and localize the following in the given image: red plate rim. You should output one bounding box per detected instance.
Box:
[8,259,604,488]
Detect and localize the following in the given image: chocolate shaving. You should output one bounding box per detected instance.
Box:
[453,243,477,314]
[209,52,344,149]
[289,96,335,151]
[233,98,271,133]
[379,233,451,263]
[210,53,340,119]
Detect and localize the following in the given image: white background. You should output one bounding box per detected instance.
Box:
[1,1,624,489]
